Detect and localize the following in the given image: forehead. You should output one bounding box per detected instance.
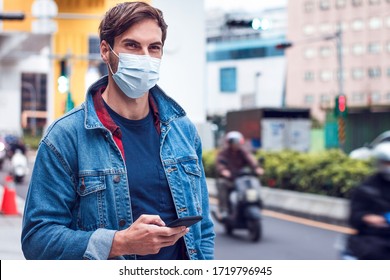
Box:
[115,19,162,44]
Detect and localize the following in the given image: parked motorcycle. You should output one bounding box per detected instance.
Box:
[10,149,28,183]
[212,167,263,242]
[0,137,6,170]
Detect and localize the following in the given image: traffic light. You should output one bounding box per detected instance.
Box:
[275,42,293,49]
[226,18,269,30]
[0,12,25,21]
[57,59,69,94]
[334,94,347,117]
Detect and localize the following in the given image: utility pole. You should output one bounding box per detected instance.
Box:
[335,24,346,150]
[275,27,347,150]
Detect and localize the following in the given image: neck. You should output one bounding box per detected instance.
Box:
[102,80,150,120]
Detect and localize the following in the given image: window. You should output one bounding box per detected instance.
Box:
[303,24,316,35]
[368,42,382,54]
[352,92,365,102]
[352,0,363,6]
[319,22,333,33]
[352,43,365,55]
[320,46,332,57]
[352,67,365,79]
[342,46,349,55]
[368,67,381,78]
[386,17,390,28]
[336,69,348,81]
[304,94,315,104]
[304,1,315,12]
[336,0,347,8]
[320,70,333,81]
[387,67,390,77]
[386,92,390,101]
[304,48,317,59]
[351,19,364,31]
[220,67,237,93]
[369,17,382,29]
[21,73,48,134]
[336,21,349,32]
[369,0,380,5]
[319,0,331,10]
[320,94,331,103]
[304,71,315,81]
[89,37,100,55]
[370,91,381,102]
[387,42,390,53]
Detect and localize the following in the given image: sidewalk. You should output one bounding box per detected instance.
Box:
[0,185,25,260]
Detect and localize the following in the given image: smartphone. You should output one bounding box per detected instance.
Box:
[167,216,203,228]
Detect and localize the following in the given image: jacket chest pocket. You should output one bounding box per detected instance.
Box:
[180,159,202,214]
[76,175,106,231]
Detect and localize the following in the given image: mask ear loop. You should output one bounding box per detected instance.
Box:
[107,44,119,76]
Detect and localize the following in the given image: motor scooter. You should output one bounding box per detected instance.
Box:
[10,149,28,183]
[0,138,6,170]
[212,167,263,242]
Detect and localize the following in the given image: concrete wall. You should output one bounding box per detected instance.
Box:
[153,0,207,125]
[207,56,286,115]
[206,178,350,225]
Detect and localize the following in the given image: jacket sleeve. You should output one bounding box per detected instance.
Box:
[21,139,116,260]
[240,147,259,170]
[349,185,377,230]
[215,149,228,175]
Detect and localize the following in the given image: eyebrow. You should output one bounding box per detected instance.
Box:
[122,38,162,46]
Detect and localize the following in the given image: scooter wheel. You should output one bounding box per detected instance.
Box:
[225,224,233,236]
[248,220,262,242]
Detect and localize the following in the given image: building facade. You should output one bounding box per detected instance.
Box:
[206,7,287,117]
[0,0,211,149]
[286,0,390,122]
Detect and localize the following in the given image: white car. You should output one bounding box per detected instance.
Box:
[349,131,390,160]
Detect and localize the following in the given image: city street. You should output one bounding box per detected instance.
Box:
[212,208,343,260]
[0,156,345,260]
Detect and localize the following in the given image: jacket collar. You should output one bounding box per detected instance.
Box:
[84,76,186,131]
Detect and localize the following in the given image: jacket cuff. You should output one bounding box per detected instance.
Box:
[83,228,117,260]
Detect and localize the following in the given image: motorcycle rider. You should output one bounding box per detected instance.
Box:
[347,142,390,259]
[215,131,264,218]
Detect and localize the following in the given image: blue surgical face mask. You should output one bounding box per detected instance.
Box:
[108,45,161,99]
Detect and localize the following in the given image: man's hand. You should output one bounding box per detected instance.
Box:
[220,169,231,178]
[255,167,264,176]
[362,214,388,228]
[109,214,189,258]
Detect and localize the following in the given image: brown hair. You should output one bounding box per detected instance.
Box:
[99,1,168,47]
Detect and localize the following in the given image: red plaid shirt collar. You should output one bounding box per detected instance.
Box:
[92,86,161,138]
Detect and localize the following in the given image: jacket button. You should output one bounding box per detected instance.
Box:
[113,175,121,183]
[119,219,126,227]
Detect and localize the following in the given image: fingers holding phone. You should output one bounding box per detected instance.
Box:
[109,214,188,257]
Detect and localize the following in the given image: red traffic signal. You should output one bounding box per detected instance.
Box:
[334,94,347,117]
[338,95,346,112]
[275,42,293,49]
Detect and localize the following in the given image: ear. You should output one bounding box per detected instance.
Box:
[100,40,110,64]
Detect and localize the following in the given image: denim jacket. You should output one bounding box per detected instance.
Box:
[21,76,215,260]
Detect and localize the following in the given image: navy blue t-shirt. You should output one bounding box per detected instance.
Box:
[104,103,182,260]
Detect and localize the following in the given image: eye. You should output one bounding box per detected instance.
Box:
[125,42,139,49]
[149,45,162,52]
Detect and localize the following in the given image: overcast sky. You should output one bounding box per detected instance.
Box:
[205,0,287,11]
